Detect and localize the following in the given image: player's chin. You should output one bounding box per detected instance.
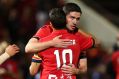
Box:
[72,26,77,30]
[69,28,75,31]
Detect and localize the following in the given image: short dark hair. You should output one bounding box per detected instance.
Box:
[49,8,66,30]
[63,3,82,15]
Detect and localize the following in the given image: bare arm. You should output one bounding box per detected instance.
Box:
[25,35,72,53]
[29,62,41,76]
[29,54,42,76]
[61,58,87,75]
[25,37,54,53]
[61,51,87,75]
[77,58,87,74]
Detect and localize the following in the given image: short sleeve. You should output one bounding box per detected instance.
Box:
[79,35,94,51]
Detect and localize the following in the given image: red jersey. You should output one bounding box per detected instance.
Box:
[112,51,119,79]
[38,30,93,79]
[34,24,93,50]
[34,23,53,39]
[75,31,93,51]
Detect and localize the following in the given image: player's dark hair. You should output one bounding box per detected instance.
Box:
[49,8,66,30]
[63,3,82,15]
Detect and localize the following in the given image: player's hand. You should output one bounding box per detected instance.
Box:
[52,35,73,48]
[61,64,79,75]
[5,44,20,56]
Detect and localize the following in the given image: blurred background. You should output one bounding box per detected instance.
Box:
[0,0,118,79]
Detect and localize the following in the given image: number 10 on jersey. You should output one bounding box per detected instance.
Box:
[54,49,73,68]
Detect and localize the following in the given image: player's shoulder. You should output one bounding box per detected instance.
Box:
[77,29,92,38]
[37,24,53,33]
[75,29,83,37]
[40,21,52,29]
[40,24,51,29]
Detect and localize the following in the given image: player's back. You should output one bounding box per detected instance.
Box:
[39,30,81,79]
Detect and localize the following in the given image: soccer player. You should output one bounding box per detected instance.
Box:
[25,3,97,53]
[0,44,20,65]
[26,2,97,76]
[37,8,92,79]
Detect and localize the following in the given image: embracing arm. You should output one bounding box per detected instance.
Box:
[76,58,87,74]
[61,51,87,75]
[25,35,72,53]
[61,58,87,75]
[25,37,54,53]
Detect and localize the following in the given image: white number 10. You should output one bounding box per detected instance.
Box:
[54,49,73,68]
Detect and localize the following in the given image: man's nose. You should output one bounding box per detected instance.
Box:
[73,19,77,25]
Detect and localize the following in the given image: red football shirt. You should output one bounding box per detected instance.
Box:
[34,24,93,50]
[112,51,119,79]
[75,32,93,51]
[34,23,53,39]
[38,30,92,79]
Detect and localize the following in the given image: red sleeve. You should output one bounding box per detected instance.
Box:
[79,34,94,51]
[33,25,53,39]
[112,51,119,73]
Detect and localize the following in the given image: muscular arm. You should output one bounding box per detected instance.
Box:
[29,62,41,76]
[77,58,87,74]
[25,35,72,53]
[61,52,87,75]
[78,51,87,74]
[25,38,54,53]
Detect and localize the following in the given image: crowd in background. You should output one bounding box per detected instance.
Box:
[0,0,118,79]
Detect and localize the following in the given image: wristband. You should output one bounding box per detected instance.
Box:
[32,59,42,63]
[0,52,10,65]
[32,54,42,63]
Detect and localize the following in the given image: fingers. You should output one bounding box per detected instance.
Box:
[11,44,20,51]
[53,35,74,48]
[61,65,71,71]
[60,39,73,47]
[61,43,73,48]
[5,44,20,56]
[61,39,71,41]
[61,66,72,75]
[61,64,76,75]
[9,44,20,52]
[56,35,62,38]
[53,35,62,40]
